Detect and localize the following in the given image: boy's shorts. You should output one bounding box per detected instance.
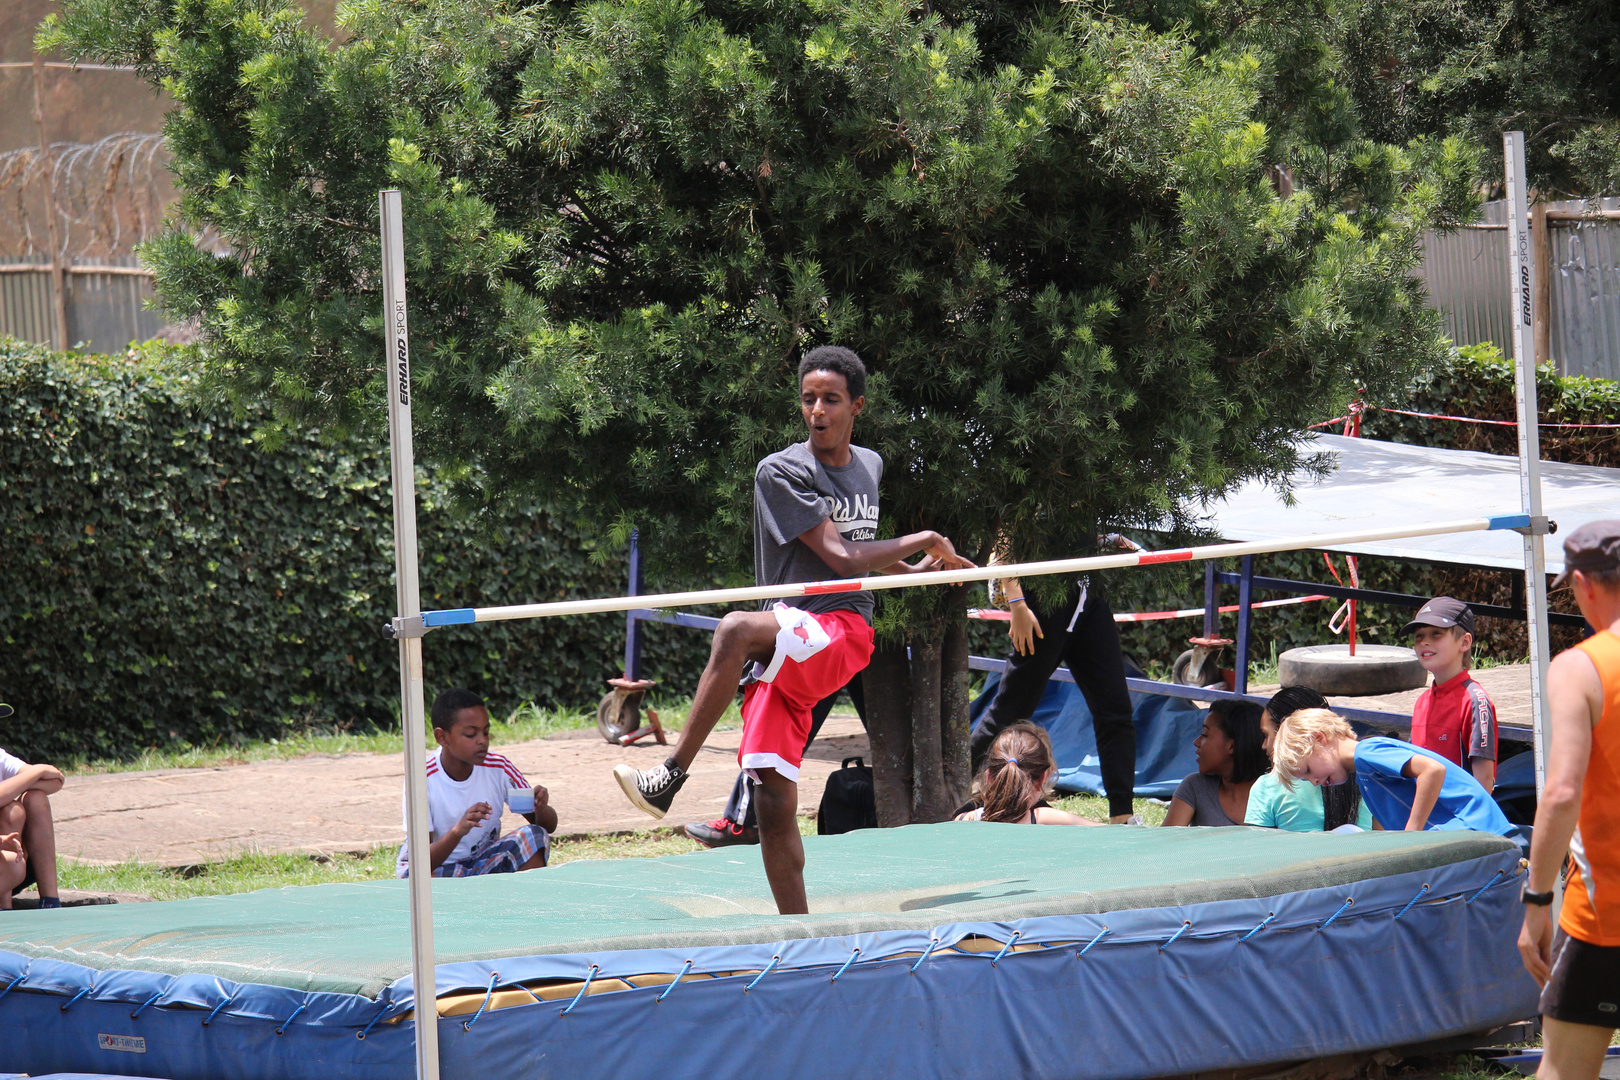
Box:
[738,605,874,784]
[1541,929,1620,1028]
[434,824,550,878]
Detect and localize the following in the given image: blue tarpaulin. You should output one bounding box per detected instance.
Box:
[971,668,1204,798]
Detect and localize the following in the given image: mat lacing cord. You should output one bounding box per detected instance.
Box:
[0,967,30,1005]
[356,1002,392,1041]
[558,966,599,1017]
[657,960,693,1002]
[990,932,1021,966]
[1317,897,1354,931]
[275,1001,308,1035]
[829,948,860,983]
[59,986,92,1012]
[1394,883,1431,919]
[910,939,940,975]
[1239,913,1275,942]
[1466,869,1509,904]
[744,956,781,993]
[463,972,501,1030]
[131,979,173,1020]
[201,990,237,1027]
[1158,921,1191,952]
[1077,927,1109,957]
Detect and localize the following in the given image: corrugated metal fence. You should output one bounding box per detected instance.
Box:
[1418,198,1620,381]
[0,259,166,352]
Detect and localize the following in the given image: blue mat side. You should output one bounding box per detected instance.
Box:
[1,847,1536,1080]
[970,670,1203,797]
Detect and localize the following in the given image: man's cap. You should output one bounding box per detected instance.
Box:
[1401,596,1474,636]
[1552,519,1620,588]
[0,703,12,719]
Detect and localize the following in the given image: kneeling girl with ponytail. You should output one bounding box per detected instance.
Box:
[954,723,1100,826]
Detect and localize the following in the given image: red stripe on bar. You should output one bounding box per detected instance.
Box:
[1137,551,1193,565]
[802,580,865,594]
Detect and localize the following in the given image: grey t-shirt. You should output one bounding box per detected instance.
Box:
[754,441,883,624]
[1172,772,1244,827]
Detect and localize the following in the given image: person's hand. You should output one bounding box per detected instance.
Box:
[0,831,22,860]
[954,807,984,822]
[532,785,549,810]
[1519,904,1554,987]
[453,802,493,838]
[1100,533,1141,552]
[925,533,975,571]
[1009,602,1043,656]
[28,763,63,788]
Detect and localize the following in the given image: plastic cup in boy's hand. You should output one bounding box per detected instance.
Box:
[507,788,536,815]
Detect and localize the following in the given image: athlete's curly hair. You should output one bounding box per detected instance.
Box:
[799,346,866,399]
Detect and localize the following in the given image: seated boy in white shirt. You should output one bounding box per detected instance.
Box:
[1,724,64,910]
[395,688,557,878]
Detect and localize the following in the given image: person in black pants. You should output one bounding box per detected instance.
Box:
[684,675,865,847]
[972,541,1137,823]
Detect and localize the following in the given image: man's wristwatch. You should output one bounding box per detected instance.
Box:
[1521,885,1555,906]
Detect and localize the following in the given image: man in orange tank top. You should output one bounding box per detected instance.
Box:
[1519,520,1620,1080]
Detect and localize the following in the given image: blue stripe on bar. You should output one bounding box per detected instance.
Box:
[1485,514,1531,530]
[422,608,477,627]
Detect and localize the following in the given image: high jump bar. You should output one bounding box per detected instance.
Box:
[411,514,1533,631]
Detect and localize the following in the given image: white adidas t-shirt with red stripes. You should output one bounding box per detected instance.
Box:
[395,748,529,876]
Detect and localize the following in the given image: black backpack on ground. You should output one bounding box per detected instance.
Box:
[817,756,878,835]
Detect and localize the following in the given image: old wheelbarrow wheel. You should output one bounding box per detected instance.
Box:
[597,678,656,743]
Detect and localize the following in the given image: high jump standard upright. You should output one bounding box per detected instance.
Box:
[380,188,441,1080]
[1502,130,1554,797]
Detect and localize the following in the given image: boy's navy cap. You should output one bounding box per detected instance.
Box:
[1552,519,1620,588]
[0,703,11,719]
[1401,596,1474,636]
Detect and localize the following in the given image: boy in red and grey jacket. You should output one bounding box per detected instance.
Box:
[1403,596,1497,793]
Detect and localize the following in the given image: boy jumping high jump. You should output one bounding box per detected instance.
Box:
[614,346,971,915]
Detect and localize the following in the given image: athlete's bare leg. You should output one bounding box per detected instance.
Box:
[753,768,807,914]
[1538,1017,1613,1080]
[668,610,781,772]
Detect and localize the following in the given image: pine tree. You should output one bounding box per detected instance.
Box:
[44,0,1476,821]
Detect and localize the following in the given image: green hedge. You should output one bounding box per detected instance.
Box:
[0,340,715,763]
[1108,344,1619,674]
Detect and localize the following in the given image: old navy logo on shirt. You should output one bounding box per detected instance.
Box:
[827,494,877,541]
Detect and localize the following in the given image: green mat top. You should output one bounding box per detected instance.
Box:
[1,824,1513,998]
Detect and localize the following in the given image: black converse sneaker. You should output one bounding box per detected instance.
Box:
[613,759,688,820]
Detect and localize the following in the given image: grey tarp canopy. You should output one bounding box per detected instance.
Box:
[1202,434,1618,572]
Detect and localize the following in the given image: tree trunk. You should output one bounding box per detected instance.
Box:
[908,636,950,822]
[864,591,976,826]
[939,587,974,810]
[863,643,914,827]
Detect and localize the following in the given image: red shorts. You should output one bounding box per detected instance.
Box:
[738,606,874,782]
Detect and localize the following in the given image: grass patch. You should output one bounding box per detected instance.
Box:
[1051,794,1170,826]
[59,847,402,902]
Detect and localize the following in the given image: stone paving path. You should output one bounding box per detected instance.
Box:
[52,716,871,868]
